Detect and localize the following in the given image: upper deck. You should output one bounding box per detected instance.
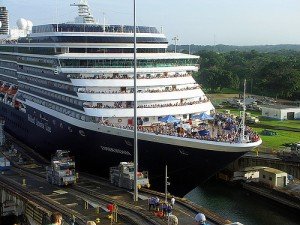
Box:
[32,24,160,34]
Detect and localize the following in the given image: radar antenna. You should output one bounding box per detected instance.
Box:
[70,0,95,24]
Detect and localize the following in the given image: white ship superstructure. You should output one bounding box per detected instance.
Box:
[0,0,261,196]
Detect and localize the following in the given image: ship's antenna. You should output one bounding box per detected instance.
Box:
[133,0,139,202]
[241,79,247,142]
[56,0,59,31]
[103,12,106,32]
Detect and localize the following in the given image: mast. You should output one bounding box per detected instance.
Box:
[241,79,246,142]
[133,0,138,202]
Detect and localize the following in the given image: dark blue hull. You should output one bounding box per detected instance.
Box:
[0,102,245,196]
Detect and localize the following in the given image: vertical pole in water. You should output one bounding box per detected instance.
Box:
[165,165,168,203]
[133,0,138,202]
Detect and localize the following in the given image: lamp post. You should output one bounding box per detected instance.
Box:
[133,0,138,202]
[172,36,179,53]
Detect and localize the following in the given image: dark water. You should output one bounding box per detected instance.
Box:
[185,180,300,225]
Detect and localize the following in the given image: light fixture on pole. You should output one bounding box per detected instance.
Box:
[172,36,179,53]
[133,0,139,202]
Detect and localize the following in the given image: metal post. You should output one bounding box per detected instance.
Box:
[241,79,246,142]
[133,0,138,202]
[172,36,179,53]
[165,165,168,203]
[103,13,106,32]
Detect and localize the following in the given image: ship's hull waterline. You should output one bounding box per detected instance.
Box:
[0,102,254,196]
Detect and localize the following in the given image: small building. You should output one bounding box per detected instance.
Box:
[259,167,288,188]
[233,166,267,182]
[261,105,300,120]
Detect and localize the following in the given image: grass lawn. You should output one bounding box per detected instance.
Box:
[258,117,300,130]
[253,128,300,151]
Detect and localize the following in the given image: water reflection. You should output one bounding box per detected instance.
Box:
[185,179,299,225]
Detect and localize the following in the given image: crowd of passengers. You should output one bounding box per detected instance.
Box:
[70,73,191,80]
[84,98,210,109]
[78,86,200,94]
[0,39,18,44]
[99,112,260,143]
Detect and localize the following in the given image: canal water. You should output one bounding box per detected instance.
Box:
[186,179,299,225]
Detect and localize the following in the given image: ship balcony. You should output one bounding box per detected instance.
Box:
[71,76,196,87]
[61,65,198,75]
[77,88,205,101]
[83,101,213,117]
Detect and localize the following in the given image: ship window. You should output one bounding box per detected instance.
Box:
[183,114,187,119]
[143,117,149,122]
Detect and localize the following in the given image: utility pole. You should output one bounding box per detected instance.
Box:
[241,79,246,142]
[165,165,170,203]
[133,0,138,202]
[172,36,179,53]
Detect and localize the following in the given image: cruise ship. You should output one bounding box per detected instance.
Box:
[0,1,261,196]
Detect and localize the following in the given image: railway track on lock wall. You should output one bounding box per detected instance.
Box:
[8,163,165,225]
[0,176,87,225]
[3,134,228,225]
[77,173,227,225]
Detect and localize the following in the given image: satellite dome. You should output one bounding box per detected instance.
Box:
[27,20,33,30]
[17,18,28,30]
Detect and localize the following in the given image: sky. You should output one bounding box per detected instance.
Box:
[1,0,300,45]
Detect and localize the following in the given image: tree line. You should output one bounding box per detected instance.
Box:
[169,44,300,53]
[192,50,300,100]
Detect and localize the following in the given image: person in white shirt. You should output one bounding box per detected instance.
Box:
[170,196,175,208]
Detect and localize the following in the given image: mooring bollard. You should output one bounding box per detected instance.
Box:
[22,178,26,187]
[84,201,89,209]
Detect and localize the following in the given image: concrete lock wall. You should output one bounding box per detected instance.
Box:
[1,189,25,216]
[1,187,49,225]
